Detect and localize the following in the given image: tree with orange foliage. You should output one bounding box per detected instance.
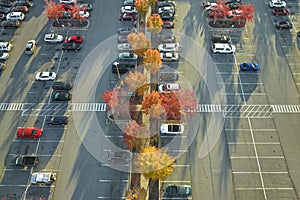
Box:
[122,120,148,151]
[143,49,162,74]
[101,88,120,110]
[135,146,175,180]
[142,91,161,115]
[124,71,149,96]
[127,32,151,57]
[135,0,149,17]
[44,0,64,20]
[67,4,83,20]
[147,14,163,33]
[150,104,165,120]
[160,92,182,121]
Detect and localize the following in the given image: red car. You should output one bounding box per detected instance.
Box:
[119,13,138,21]
[16,127,42,139]
[65,35,83,43]
[273,8,290,16]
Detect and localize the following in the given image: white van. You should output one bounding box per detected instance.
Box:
[6,12,25,21]
[212,43,236,54]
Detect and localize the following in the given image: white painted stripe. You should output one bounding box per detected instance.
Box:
[230,156,284,159]
[100,164,130,167]
[218,82,263,85]
[173,165,190,167]
[227,142,280,145]
[225,129,276,131]
[0,185,28,187]
[105,136,123,138]
[13,140,64,143]
[235,187,293,190]
[161,181,191,183]
[98,197,125,199]
[232,171,288,174]
[99,180,128,182]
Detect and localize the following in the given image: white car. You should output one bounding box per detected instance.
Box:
[212,43,236,54]
[0,52,9,60]
[35,72,56,81]
[202,2,218,11]
[25,40,36,55]
[6,12,24,21]
[108,150,132,162]
[30,172,56,185]
[160,124,184,134]
[269,0,286,8]
[0,42,12,52]
[59,0,75,3]
[158,83,180,92]
[158,6,175,14]
[44,34,64,43]
[158,43,181,52]
[160,52,179,62]
[79,10,90,18]
[121,6,137,13]
[118,43,132,52]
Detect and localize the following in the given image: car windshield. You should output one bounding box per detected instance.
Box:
[31,130,37,136]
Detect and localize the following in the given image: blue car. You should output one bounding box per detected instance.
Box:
[240,62,259,71]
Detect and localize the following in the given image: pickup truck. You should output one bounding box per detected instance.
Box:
[30,172,56,185]
[12,155,38,167]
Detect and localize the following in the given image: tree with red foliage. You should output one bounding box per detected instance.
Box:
[101,88,120,110]
[122,120,148,151]
[160,92,182,121]
[142,91,161,115]
[177,90,198,118]
[44,0,64,20]
[68,4,84,20]
[230,4,254,25]
[208,0,229,23]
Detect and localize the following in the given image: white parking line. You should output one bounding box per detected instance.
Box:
[225,128,276,131]
[221,93,266,95]
[12,140,64,143]
[8,154,61,157]
[235,187,293,190]
[227,142,280,145]
[0,185,27,187]
[98,197,125,199]
[99,180,128,182]
[230,156,284,159]
[173,164,190,167]
[104,135,123,138]
[232,171,288,174]
[218,82,264,85]
[161,180,191,183]
[100,164,130,167]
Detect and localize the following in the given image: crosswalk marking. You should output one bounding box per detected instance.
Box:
[0,103,299,117]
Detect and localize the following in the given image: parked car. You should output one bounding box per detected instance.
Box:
[30,172,56,185]
[226,9,242,18]
[119,12,138,21]
[118,43,132,52]
[121,5,137,13]
[159,72,179,82]
[160,12,174,20]
[6,12,24,21]
[164,184,192,197]
[119,52,138,62]
[112,61,135,74]
[79,3,93,11]
[79,10,89,18]
[60,11,71,19]
[162,21,174,29]
[62,42,81,51]
[123,0,134,6]
[0,62,6,71]
[25,40,36,55]
[12,155,39,167]
[118,27,137,35]
[211,33,231,43]
[0,13,5,20]
[212,43,236,54]
[59,0,75,3]
[239,62,260,71]
[10,6,29,13]
[107,150,132,162]
[52,91,72,101]
[202,2,218,11]
[0,6,10,14]
[1,19,20,27]
[0,52,9,59]
[44,33,64,43]
[13,0,33,7]
[52,81,73,90]
[0,42,12,51]
[158,6,175,14]
[47,116,68,125]
[0,0,12,7]
[158,83,180,92]
[227,2,241,10]
[276,20,292,29]
[158,35,176,43]
[160,52,179,62]
[160,124,184,134]
[117,35,129,43]
[35,72,56,81]
[65,35,83,43]
[273,7,289,15]
[158,43,181,52]
[269,0,286,8]
[158,1,176,8]
[16,127,42,139]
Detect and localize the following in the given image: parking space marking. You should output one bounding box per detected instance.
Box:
[0,185,28,187]
[225,128,276,131]
[98,197,125,199]
[173,164,190,167]
[218,82,264,85]
[227,142,280,145]
[221,93,266,95]
[161,180,191,183]
[8,153,61,157]
[231,156,284,159]
[99,180,128,182]
[100,164,130,167]
[12,140,64,143]
[235,187,294,190]
[232,171,288,174]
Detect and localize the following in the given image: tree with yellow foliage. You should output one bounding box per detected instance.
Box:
[135,0,149,17]
[124,71,149,96]
[147,14,163,33]
[127,32,151,57]
[143,49,162,74]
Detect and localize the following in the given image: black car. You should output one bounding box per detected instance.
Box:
[159,72,179,82]
[158,1,176,8]
[0,13,5,20]
[47,116,68,125]
[62,42,81,51]
[1,20,20,27]
[0,6,10,14]
[228,2,241,10]
[52,82,73,90]
[52,91,72,101]
[158,35,176,43]
[0,0,12,7]
[112,61,135,74]
[118,27,136,35]
[165,184,192,197]
[160,12,174,20]
[276,21,293,29]
[13,0,32,7]
[211,33,231,43]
